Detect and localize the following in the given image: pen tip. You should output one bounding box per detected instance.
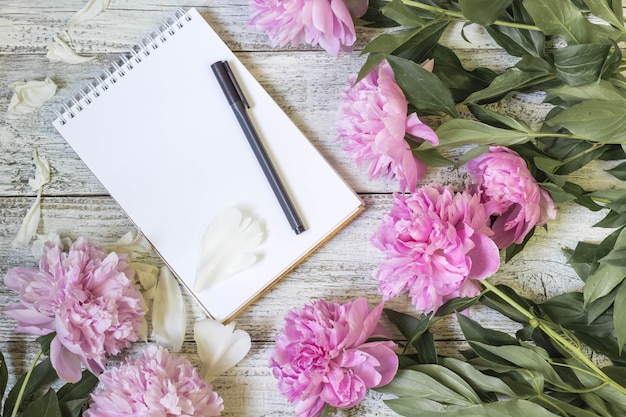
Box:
[294,225,306,235]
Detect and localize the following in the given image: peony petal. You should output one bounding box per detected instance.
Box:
[467,234,501,279]
[28,148,51,190]
[7,78,57,114]
[343,0,369,18]
[46,34,95,64]
[66,0,111,29]
[13,149,52,248]
[194,318,251,382]
[194,207,263,293]
[12,189,43,248]
[151,267,187,352]
[104,230,152,260]
[50,337,83,383]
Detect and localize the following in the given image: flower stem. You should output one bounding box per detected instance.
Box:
[395,0,541,31]
[481,281,626,397]
[10,349,43,417]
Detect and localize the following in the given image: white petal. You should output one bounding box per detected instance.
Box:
[13,149,52,248]
[194,318,251,382]
[66,0,112,29]
[46,34,95,64]
[131,262,160,294]
[104,230,153,260]
[31,233,63,260]
[7,78,57,114]
[28,149,51,190]
[13,190,42,248]
[151,267,187,352]
[194,207,264,293]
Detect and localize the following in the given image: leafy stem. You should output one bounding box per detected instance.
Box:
[481,281,626,397]
[10,348,42,417]
[393,0,541,31]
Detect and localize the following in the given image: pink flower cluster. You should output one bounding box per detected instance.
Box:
[249,0,368,56]
[467,146,557,248]
[337,60,439,192]
[84,345,223,417]
[371,148,557,314]
[270,298,398,417]
[3,238,146,382]
[372,186,500,313]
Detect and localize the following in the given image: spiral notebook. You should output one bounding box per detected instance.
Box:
[52,8,363,322]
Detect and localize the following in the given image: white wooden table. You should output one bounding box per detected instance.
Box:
[0,1,619,416]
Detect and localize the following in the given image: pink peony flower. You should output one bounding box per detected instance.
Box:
[249,0,368,56]
[270,298,398,417]
[2,238,146,382]
[336,60,439,192]
[466,146,557,248]
[371,185,500,313]
[84,345,224,417]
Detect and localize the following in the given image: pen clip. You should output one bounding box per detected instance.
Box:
[222,61,250,109]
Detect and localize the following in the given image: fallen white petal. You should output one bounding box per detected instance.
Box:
[151,267,187,352]
[28,149,51,190]
[31,233,64,260]
[194,318,251,382]
[46,34,95,64]
[13,149,52,248]
[104,230,152,260]
[12,190,43,248]
[66,0,111,29]
[132,262,159,292]
[7,78,57,114]
[194,207,264,293]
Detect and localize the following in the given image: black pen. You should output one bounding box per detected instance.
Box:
[211,60,305,235]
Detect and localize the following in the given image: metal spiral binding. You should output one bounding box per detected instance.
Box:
[53,8,192,126]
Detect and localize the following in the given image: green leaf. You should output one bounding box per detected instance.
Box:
[457,314,519,346]
[59,399,89,417]
[505,226,536,261]
[481,285,537,323]
[384,309,431,350]
[607,161,626,180]
[410,364,481,404]
[381,0,426,26]
[386,399,562,417]
[523,0,592,44]
[439,357,518,397]
[458,0,512,25]
[467,104,532,133]
[0,351,8,407]
[4,357,59,417]
[22,389,61,417]
[432,45,497,102]
[386,55,458,117]
[464,66,554,104]
[383,397,445,416]
[413,148,453,167]
[356,53,385,84]
[594,211,626,228]
[414,330,438,364]
[553,43,611,87]
[377,369,474,405]
[545,80,626,104]
[469,342,565,386]
[614,280,626,352]
[485,2,545,58]
[392,21,450,63]
[433,296,480,318]
[583,263,626,305]
[546,100,626,144]
[433,119,534,149]
[363,27,425,55]
[57,370,98,411]
[585,0,625,28]
[36,333,56,356]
